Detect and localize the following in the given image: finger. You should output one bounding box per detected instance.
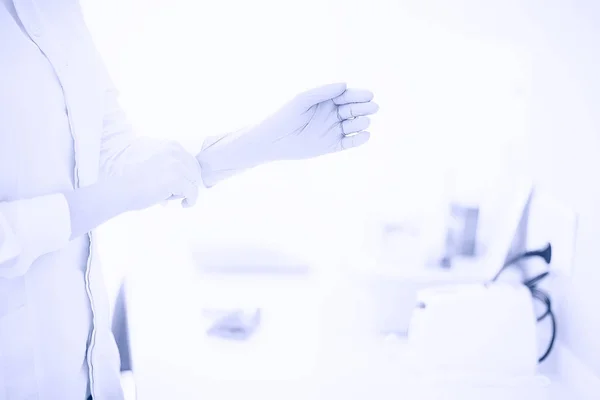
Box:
[341,116,371,135]
[341,131,371,150]
[159,194,184,208]
[179,161,200,207]
[333,89,374,105]
[165,162,199,207]
[171,178,198,208]
[181,186,198,208]
[337,102,379,120]
[296,82,347,110]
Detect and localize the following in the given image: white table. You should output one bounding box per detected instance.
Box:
[99,200,583,399]
[121,260,577,400]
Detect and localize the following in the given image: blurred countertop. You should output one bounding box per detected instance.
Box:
[110,207,578,399]
[121,259,576,399]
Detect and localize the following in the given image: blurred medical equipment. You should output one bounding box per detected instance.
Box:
[205,308,262,341]
[188,242,315,348]
[440,202,480,267]
[438,168,483,267]
[405,274,553,399]
[408,282,538,376]
[491,242,552,282]
[352,176,534,335]
[405,232,555,398]
[490,243,556,363]
[349,258,490,336]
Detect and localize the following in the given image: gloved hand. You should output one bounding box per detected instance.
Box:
[257,82,378,161]
[66,141,203,239]
[118,141,203,209]
[197,83,379,186]
[196,83,379,187]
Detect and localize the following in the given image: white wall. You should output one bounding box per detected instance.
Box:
[523,1,600,378]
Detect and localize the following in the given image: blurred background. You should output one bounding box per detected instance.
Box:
[78,0,600,394]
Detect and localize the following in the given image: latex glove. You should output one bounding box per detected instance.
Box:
[197,83,378,185]
[117,141,203,209]
[65,142,203,239]
[256,82,378,161]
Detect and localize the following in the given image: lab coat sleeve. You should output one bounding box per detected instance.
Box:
[99,85,211,195]
[0,194,72,278]
[74,0,163,176]
[99,87,159,176]
[99,85,135,176]
[99,85,198,177]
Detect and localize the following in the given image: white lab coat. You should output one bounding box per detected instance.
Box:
[0,0,167,398]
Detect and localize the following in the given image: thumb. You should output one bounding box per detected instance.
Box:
[296,82,347,109]
[341,131,370,150]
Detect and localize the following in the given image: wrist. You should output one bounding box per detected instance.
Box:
[195,153,240,188]
[195,129,263,187]
[64,178,128,239]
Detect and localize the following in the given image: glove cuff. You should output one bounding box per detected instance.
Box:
[196,128,261,187]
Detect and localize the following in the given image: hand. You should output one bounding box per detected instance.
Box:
[117,141,203,210]
[64,141,203,239]
[196,83,378,186]
[253,82,378,161]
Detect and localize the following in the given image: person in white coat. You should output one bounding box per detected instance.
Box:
[0,0,379,398]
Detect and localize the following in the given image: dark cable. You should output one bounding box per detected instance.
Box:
[531,288,556,363]
[490,243,552,282]
[537,307,552,322]
[524,271,551,289]
[490,243,556,363]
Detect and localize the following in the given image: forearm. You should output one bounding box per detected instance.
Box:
[63,178,128,240]
[195,157,247,188]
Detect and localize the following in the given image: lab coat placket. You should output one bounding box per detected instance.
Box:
[10,0,101,396]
